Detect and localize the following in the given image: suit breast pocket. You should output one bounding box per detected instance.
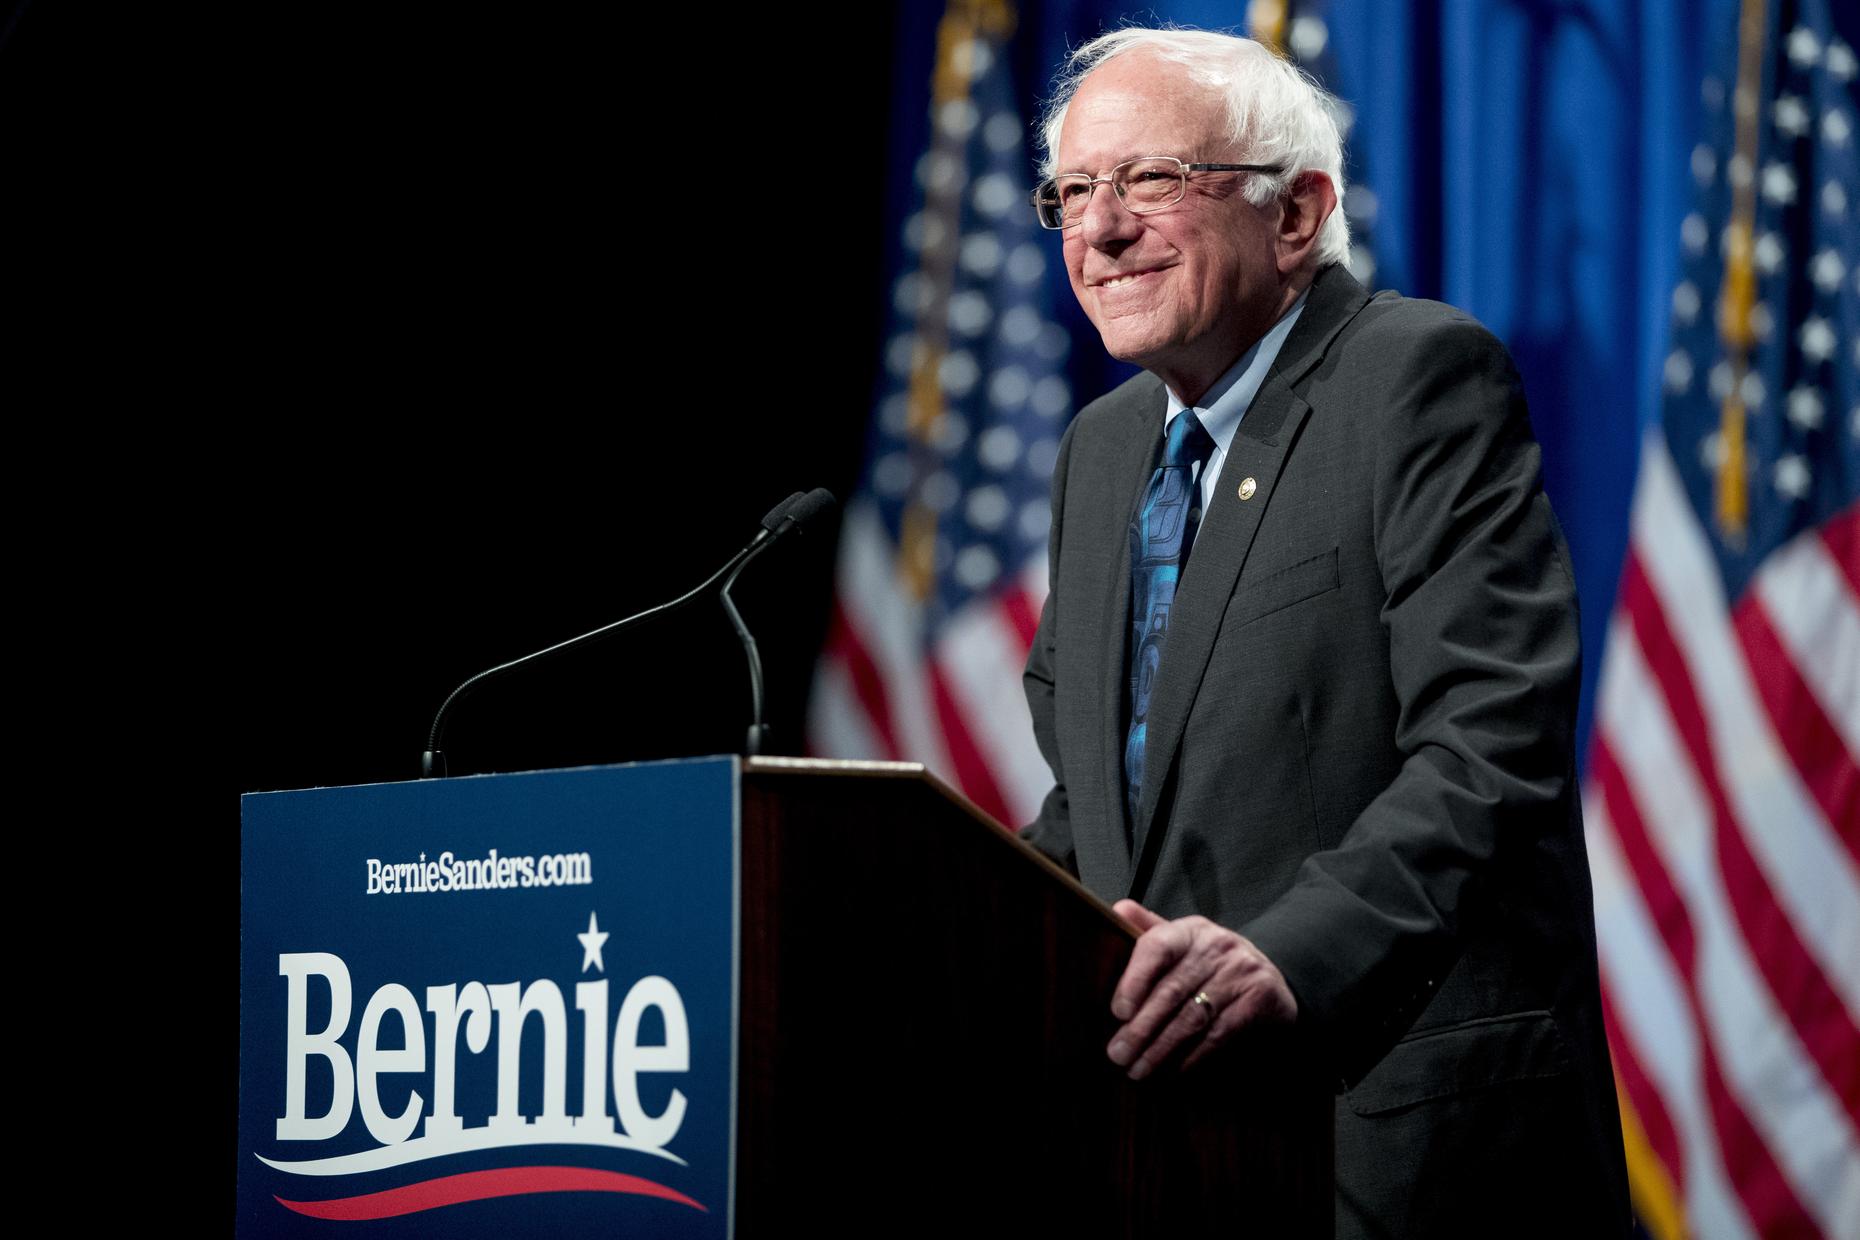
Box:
[1345,1010,1574,1116]
[1228,546,1340,630]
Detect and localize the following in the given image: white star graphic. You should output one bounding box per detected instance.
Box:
[1773,455,1812,500]
[1672,280,1701,325]
[1787,26,1822,69]
[1749,301,1774,342]
[1830,41,1857,82]
[578,912,610,974]
[1753,231,1786,275]
[1787,386,1825,430]
[1825,179,1849,218]
[1330,97,1358,140]
[1664,349,1695,395]
[1290,15,1330,60]
[1760,162,1797,206]
[1774,94,1810,138]
[1709,360,1734,401]
[1800,316,1836,362]
[1810,248,1847,293]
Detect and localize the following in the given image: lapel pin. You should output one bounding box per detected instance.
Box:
[1237,476,1257,500]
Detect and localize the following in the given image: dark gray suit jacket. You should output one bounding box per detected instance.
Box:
[1023,264,1630,1237]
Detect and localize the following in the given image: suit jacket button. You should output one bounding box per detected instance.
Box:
[1237,476,1258,500]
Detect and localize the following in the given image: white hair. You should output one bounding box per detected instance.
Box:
[1038,27,1352,268]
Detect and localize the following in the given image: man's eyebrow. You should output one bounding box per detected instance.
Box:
[1055,152,1188,175]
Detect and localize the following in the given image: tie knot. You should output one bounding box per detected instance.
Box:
[1163,409,1216,470]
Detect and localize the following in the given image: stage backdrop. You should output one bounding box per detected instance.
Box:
[808,6,1859,1240]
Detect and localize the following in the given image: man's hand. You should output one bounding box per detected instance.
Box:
[1107,899,1298,1079]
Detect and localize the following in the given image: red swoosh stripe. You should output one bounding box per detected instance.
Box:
[275,1166,707,1220]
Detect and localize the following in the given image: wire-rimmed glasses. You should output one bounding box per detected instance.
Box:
[1031,156,1284,230]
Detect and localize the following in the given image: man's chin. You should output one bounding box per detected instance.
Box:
[1097,332,1171,371]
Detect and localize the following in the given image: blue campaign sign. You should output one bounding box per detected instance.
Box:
[238,758,738,1238]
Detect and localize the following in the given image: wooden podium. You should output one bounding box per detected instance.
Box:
[238,757,1330,1237]
[735,758,1332,1235]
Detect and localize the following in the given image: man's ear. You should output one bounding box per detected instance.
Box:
[1276,170,1337,275]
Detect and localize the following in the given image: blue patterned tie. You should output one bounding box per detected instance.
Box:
[1125,410,1216,827]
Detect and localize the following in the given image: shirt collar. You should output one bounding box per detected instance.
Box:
[1163,288,1311,453]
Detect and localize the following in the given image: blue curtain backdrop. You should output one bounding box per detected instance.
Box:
[878,0,1766,759]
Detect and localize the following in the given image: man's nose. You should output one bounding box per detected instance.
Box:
[1079,181,1141,247]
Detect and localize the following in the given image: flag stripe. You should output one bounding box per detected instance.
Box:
[1591,5,1860,1231]
[1612,1080,1689,1240]
[826,603,902,760]
[807,15,1064,828]
[1001,578,1043,650]
[1600,612,1860,1234]
[1733,595,1860,868]
[937,597,1053,824]
[1752,506,1860,773]
[809,657,889,761]
[928,660,1012,822]
[1620,550,1860,1127]
[1591,727,1824,1237]
[1589,792,1761,1240]
[1822,503,1860,602]
[835,503,956,778]
[1633,447,1860,1028]
[1602,986,1688,1217]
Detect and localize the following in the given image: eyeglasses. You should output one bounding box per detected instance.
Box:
[1031,156,1284,230]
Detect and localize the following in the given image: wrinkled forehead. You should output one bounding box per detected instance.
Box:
[1055,56,1236,173]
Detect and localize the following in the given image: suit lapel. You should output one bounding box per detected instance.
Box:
[1126,267,1377,892]
[1087,382,1165,891]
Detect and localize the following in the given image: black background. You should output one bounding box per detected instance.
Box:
[206,2,899,792]
[5,2,900,1213]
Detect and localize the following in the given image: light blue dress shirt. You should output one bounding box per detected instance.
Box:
[1162,290,1311,512]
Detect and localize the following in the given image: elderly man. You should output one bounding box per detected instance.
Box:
[1021,28,1629,1237]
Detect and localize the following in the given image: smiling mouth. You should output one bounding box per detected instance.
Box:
[1097,269,1165,288]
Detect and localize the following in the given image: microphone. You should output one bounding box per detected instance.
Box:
[421,488,838,777]
[762,487,836,538]
[722,488,837,756]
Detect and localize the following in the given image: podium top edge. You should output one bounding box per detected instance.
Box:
[240,755,743,799]
[241,756,934,800]
[743,757,928,777]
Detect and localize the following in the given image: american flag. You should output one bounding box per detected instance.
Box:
[1249,0,1386,293]
[807,0,1070,825]
[1583,2,1859,1237]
